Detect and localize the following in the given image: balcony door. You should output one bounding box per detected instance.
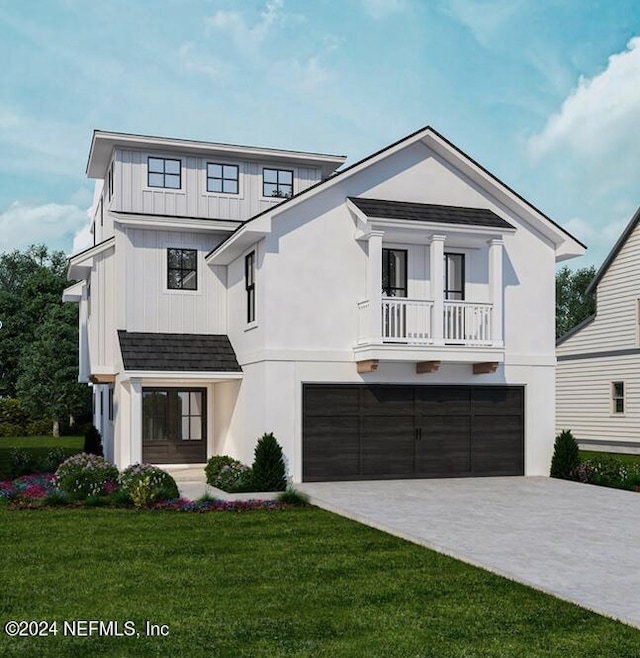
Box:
[382,249,408,339]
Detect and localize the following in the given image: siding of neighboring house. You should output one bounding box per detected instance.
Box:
[113,148,322,221]
[556,212,640,450]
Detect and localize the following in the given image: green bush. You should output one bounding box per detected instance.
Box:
[278,487,309,506]
[119,463,179,503]
[205,455,253,492]
[83,425,104,457]
[550,429,580,480]
[251,433,287,492]
[9,446,68,478]
[54,453,119,500]
[0,399,51,437]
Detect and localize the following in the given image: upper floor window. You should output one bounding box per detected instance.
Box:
[263,168,293,198]
[167,248,197,290]
[382,248,407,297]
[444,253,465,300]
[245,251,256,323]
[107,161,114,201]
[148,157,181,189]
[207,163,239,194]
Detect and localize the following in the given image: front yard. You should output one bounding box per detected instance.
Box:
[1,506,639,658]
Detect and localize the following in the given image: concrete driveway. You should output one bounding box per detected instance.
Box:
[298,477,640,629]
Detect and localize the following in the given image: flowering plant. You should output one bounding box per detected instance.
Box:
[53,453,119,500]
[119,463,179,504]
[205,455,253,492]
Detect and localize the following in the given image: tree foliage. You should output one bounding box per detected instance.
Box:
[555,265,597,340]
[251,433,287,491]
[0,245,70,397]
[16,304,91,436]
[550,429,580,480]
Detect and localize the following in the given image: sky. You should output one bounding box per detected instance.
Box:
[1,0,640,270]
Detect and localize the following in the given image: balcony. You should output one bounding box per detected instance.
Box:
[358,297,496,346]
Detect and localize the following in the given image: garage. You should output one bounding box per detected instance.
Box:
[302,384,524,481]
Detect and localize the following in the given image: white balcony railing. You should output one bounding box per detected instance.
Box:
[358,297,496,346]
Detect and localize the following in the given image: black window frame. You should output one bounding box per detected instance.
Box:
[107,161,114,201]
[245,251,256,323]
[444,252,465,301]
[207,162,239,195]
[142,388,206,442]
[382,248,408,297]
[262,168,294,198]
[148,157,182,189]
[167,248,198,291]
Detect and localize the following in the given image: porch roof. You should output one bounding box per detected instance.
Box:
[118,331,242,373]
[347,197,515,229]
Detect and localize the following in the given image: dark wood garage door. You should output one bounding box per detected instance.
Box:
[302,384,524,481]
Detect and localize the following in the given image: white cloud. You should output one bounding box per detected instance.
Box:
[178,42,228,80]
[440,0,525,47]
[0,201,89,254]
[529,37,640,159]
[206,0,284,51]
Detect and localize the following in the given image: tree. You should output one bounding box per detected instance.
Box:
[16,304,91,437]
[251,433,287,491]
[550,429,580,480]
[0,245,70,397]
[555,265,596,340]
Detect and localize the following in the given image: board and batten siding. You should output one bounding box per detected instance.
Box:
[122,228,227,335]
[114,149,322,221]
[556,217,640,447]
[87,246,117,371]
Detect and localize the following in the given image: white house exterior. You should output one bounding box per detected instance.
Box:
[64,126,584,482]
[557,208,640,453]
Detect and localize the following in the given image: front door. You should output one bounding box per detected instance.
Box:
[142,388,207,463]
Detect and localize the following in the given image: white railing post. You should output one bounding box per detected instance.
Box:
[488,238,503,344]
[430,235,446,345]
[368,231,384,343]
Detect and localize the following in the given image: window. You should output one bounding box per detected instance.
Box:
[107,161,114,201]
[245,251,256,323]
[382,248,407,297]
[108,387,114,422]
[444,253,465,300]
[263,168,293,198]
[167,248,197,290]
[612,382,625,414]
[207,163,239,194]
[148,157,181,189]
[142,389,205,442]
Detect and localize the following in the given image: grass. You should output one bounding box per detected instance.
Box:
[580,450,640,466]
[0,436,83,479]
[1,506,639,657]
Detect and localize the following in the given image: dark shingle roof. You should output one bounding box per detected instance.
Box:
[118,331,241,372]
[347,197,515,229]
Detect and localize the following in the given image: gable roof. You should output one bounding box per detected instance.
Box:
[206,125,585,265]
[347,197,515,229]
[586,206,640,294]
[118,331,241,372]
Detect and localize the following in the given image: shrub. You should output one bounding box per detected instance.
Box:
[278,487,309,506]
[550,430,580,480]
[83,425,104,457]
[119,463,179,504]
[571,461,598,484]
[54,453,119,500]
[205,455,252,492]
[38,447,67,474]
[9,449,37,478]
[251,433,287,492]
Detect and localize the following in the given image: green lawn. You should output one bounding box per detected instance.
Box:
[1,507,639,657]
[580,450,640,466]
[0,436,83,479]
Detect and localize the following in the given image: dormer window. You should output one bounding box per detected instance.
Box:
[207,163,239,194]
[263,168,293,198]
[148,157,181,189]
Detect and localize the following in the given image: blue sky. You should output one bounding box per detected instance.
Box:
[1,0,639,269]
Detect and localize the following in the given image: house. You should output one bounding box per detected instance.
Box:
[557,207,640,454]
[63,126,585,482]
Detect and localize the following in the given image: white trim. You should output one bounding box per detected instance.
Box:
[113,212,240,233]
[62,280,85,302]
[162,242,202,297]
[122,371,243,381]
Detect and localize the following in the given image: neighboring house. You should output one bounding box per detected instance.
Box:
[63,126,584,482]
[557,207,640,454]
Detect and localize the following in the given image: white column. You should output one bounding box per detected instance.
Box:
[129,378,143,465]
[430,235,446,345]
[368,231,384,343]
[488,238,504,344]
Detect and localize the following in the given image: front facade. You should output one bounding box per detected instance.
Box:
[557,208,640,453]
[64,126,584,482]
